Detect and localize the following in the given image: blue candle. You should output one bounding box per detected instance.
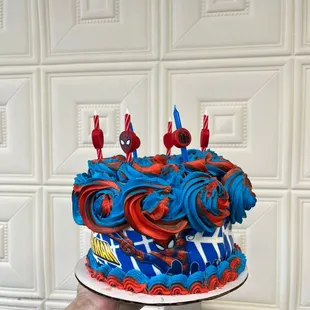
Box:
[129,122,138,159]
[173,105,188,162]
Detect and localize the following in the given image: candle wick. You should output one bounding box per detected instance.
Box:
[125,107,130,115]
[94,110,98,116]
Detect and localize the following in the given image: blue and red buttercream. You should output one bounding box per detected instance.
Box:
[73,149,255,295]
[86,247,246,295]
[72,149,256,238]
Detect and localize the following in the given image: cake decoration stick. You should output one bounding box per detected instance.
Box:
[173,105,191,162]
[129,122,138,159]
[92,111,104,160]
[163,117,173,156]
[124,109,132,162]
[120,108,141,162]
[200,108,210,152]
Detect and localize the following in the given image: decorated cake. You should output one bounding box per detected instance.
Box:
[72,107,257,295]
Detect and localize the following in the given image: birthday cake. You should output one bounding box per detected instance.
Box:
[72,110,257,295]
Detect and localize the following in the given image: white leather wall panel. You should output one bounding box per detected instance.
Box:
[0,68,41,184]
[291,191,310,310]
[0,0,39,65]
[0,1,303,309]
[0,299,43,310]
[161,0,292,59]
[160,59,292,189]
[42,63,158,185]
[40,0,158,64]
[295,0,310,54]
[0,187,43,298]
[44,301,69,310]
[43,187,91,300]
[201,190,289,310]
[292,59,310,188]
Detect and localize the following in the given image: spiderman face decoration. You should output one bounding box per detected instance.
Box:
[120,131,132,153]
[119,131,140,153]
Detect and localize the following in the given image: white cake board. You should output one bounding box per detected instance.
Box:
[75,257,248,308]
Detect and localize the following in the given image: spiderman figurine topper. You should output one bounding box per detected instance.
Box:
[119,131,140,154]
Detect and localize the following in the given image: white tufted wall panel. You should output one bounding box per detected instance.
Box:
[0,1,305,309]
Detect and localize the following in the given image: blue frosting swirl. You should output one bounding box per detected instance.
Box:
[181,172,230,232]
[222,168,257,224]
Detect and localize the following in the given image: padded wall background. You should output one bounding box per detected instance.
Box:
[0,1,306,309]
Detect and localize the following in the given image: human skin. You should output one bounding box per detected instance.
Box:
[65,284,118,310]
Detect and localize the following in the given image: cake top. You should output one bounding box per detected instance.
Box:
[72,149,256,242]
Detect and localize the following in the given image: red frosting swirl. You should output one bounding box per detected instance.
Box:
[123,277,147,294]
[148,284,171,295]
[230,271,238,281]
[189,282,208,294]
[207,275,218,291]
[218,269,231,288]
[95,272,106,282]
[123,182,188,240]
[230,257,241,271]
[107,275,124,289]
[171,284,189,295]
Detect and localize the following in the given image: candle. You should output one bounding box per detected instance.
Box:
[203,108,209,130]
[125,108,132,162]
[201,108,210,152]
[129,122,138,159]
[92,111,104,160]
[166,117,172,156]
[173,105,188,162]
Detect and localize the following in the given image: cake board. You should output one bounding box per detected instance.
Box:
[75,257,248,309]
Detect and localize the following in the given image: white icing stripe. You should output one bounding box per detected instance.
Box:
[152,265,162,275]
[187,228,223,261]
[189,232,209,263]
[209,227,222,259]
[223,224,233,252]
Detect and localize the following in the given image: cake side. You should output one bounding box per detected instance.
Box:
[84,220,247,295]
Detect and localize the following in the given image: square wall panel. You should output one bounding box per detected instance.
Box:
[42,63,158,185]
[77,0,120,23]
[0,68,41,184]
[0,0,39,64]
[0,299,43,310]
[202,0,250,16]
[44,301,70,310]
[161,0,292,59]
[77,104,120,148]
[295,0,310,54]
[202,102,247,147]
[160,59,292,188]
[291,191,310,309]
[0,187,43,298]
[40,0,158,63]
[292,59,310,189]
[202,190,289,310]
[43,187,92,300]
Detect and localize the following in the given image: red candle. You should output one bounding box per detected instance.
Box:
[124,108,132,162]
[203,112,208,130]
[167,117,172,156]
[92,111,104,160]
[201,108,209,152]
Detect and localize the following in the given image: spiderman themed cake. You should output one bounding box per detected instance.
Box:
[72,107,257,296]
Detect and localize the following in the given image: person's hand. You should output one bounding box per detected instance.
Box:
[66,283,118,310]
